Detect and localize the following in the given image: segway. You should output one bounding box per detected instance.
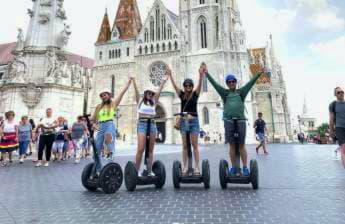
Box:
[172,112,210,189]
[124,118,166,191]
[219,118,259,190]
[81,115,123,194]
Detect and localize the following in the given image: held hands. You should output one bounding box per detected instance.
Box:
[199,63,208,77]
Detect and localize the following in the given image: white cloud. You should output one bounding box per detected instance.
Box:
[309,35,345,64]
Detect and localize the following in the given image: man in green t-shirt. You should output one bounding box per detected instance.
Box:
[203,63,265,176]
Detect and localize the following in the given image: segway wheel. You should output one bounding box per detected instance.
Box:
[124,161,138,192]
[172,160,181,189]
[219,159,228,189]
[202,160,210,189]
[81,163,98,192]
[152,160,166,188]
[250,159,259,190]
[99,162,123,194]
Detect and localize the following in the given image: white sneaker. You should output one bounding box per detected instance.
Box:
[74,159,80,164]
[148,171,155,177]
[19,158,24,164]
[44,162,49,167]
[35,162,42,167]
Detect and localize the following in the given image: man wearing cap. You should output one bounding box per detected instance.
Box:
[204,64,265,176]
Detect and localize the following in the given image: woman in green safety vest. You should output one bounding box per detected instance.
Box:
[91,77,133,172]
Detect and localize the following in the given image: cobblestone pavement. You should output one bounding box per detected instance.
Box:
[0,144,344,224]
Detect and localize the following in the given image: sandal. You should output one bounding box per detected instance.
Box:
[182,167,188,176]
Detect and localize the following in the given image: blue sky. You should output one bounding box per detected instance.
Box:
[0,0,344,125]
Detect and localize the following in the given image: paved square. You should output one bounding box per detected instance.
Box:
[0,144,344,224]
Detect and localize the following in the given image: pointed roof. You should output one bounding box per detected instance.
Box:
[0,42,16,65]
[96,9,111,45]
[113,0,142,40]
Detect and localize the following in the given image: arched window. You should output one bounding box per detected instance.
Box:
[118,49,121,57]
[174,41,178,50]
[111,75,115,97]
[200,0,205,4]
[99,51,103,60]
[168,42,172,51]
[145,46,148,54]
[115,50,118,58]
[215,16,219,44]
[203,107,209,125]
[150,17,155,42]
[109,50,112,59]
[162,43,166,51]
[139,46,142,55]
[162,16,167,40]
[112,50,115,59]
[156,43,160,52]
[203,76,208,92]
[155,7,161,41]
[198,16,207,49]
[167,25,172,40]
[150,45,154,53]
[144,28,149,43]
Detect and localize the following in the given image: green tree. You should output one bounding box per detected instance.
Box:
[317,123,329,137]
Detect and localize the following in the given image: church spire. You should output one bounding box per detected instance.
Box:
[113,0,142,40]
[96,9,111,44]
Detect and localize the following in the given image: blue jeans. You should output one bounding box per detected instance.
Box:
[137,120,157,135]
[180,117,200,135]
[19,141,30,156]
[95,121,116,172]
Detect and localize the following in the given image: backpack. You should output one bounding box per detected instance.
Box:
[330,101,337,122]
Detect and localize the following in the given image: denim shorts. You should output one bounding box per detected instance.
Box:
[137,120,157,135]
[180,117,200,135]
[256,132,265,143]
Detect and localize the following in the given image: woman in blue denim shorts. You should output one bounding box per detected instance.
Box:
[167,64,205,175]
[132,75,169,176]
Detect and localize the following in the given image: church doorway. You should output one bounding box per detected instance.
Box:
[155,104,166,143]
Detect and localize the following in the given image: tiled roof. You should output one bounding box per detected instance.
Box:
[0,42,16,65]
[250,64,271,84]
[167,9,179,29]
[96,11,112,44]
[0,42,94,69]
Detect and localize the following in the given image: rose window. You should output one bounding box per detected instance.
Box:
[149,61,167,87]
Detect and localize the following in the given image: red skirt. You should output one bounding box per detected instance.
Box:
[0,132,19,153]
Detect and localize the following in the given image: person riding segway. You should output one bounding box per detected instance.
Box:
[81,78,132,194]
[124,76,168,191]
[168,64,210,189]
[205,64,267,189]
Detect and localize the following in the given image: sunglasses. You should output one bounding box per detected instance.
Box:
[146,91,155,96]
[337,91,344,95]
[227,80,236,84]
[100,94,109,97]
[184,85,193,88]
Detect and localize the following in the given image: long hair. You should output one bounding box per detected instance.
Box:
[142,91,154,106]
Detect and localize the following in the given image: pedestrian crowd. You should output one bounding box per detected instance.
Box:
[0,108,91,167]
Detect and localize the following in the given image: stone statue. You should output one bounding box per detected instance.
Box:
[58,24,71,48]
[71,63,82,85]
[16,28,25,50]
[7,52,27,82]
[56,7,67,20]
[27,9,34,18]
[46,50,59,78]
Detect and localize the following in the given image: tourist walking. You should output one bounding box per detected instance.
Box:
[0,111,19,167]
[254,112,268,155]
[133,74,169,176]
[18,116,33,163]
[91,77,133,173]
[36,108,58,167]
[52,117,68,162]
[167,65,204,175]
[329,87,345,168]
[205,64,265,176]
[71,116,88,164]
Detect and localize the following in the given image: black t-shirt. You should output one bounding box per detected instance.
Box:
[179,91,199,116]
[255,119,266,134]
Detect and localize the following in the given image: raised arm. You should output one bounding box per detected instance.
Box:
[154,75,169,102]
[240,72,264,99]
[132,77,140,104]
[167,68,181,96]
[113,77,132,108]
[195,63,205,95]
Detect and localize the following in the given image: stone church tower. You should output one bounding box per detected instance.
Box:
[0,0,93,121]
[91,0,256,144]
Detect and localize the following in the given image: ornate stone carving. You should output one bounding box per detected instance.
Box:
[58,24,71,48]
[40,0,52,7]
[149,61,168,87]
[56,7,67,20]
[20,83,42,108]
[39,11,50,24]
[27,9,34,18]
[71,63,83,85]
